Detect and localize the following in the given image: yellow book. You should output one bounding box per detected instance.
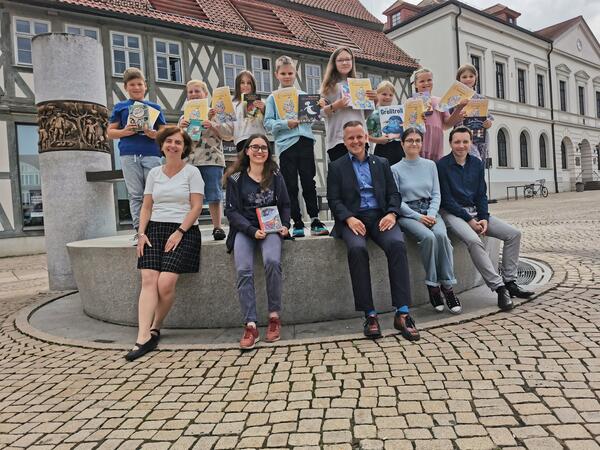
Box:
[273,87,298,119]
[462,98,489,117]
[437,81,475,112]
[347,78,375,110]
[211,87,236,122]
[183,98,209,122]
[403,98,425,134]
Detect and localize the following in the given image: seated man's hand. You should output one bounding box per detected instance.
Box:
[468,218,483,234]
[378,213,396,232]
[346,216,366,236]
[478,219,488,235]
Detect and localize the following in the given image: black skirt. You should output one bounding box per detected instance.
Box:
[374,141,405,166]
[137,221,201,273]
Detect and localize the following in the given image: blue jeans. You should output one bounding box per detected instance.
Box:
[398,215,456,287]
[120,155,162,229]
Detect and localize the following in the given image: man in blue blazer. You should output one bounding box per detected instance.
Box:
[327,121,419,341]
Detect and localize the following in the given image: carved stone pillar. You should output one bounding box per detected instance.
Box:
[32,33,116,290]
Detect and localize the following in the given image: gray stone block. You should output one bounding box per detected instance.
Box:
[68,234,500,328]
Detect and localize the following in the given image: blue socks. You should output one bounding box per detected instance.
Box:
[396,305,409,315]
[365,310,377,317]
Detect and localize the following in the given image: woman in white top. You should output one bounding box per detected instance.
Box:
[126,126,204,361]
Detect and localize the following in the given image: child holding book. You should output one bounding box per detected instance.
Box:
[179,80,233,241]
[319,46,375,162]
[367,80,405,166]
[264,55,329,238]
[454,64,493,161]
[223,135,290,350]
[107,67,166,239]
[232,70,267,152]
[412,68,465,161]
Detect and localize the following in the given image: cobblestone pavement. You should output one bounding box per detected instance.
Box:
[1,191,599,450]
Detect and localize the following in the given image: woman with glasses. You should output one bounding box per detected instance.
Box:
[391,128,462,314]
[223,134,291,350]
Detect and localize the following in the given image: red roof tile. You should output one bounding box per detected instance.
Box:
[55,0,418,69]
[285,0,381,24]
[536,16,582,40]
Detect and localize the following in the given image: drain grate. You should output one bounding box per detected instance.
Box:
[500,257,552,286]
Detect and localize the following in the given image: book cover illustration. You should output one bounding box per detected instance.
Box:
[128,102,148,131]
[298,94,321,123]
[273,87,298,120]
[436,81,475,112]
[340,82,352,103]
[378,105,404,140]
[463,117,486,144]
[462,98,489,118]
[183,99,209,142]
[347,78,375,110]
[256,206,283,234]
[413,92,432,116]
[243,93,263,119]
[403,98,426,134]
[211,87,236,123]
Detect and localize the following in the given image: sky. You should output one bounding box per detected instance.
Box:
[360,0,600,41]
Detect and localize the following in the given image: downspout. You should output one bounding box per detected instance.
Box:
[547,41,559,193]
[454,3,463,68]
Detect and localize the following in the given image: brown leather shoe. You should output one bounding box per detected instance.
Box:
[394,313,420,341]
[265,317,281,343]
[240,325,259,350]
[363,315,382,339]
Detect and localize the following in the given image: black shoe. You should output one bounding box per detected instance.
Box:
[393,313,420,341]
[150,328,161,343]
[427,286,444,312]
[212,228,226,241]
[124,337,157,362]
[497,286,514,311]
[310,218,329,236]
[292,221,305,238]
[505,280,534,299]
[363,315,382,339]
[441,287,462,314]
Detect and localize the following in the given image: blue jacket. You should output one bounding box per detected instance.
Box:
[264,90,315,155]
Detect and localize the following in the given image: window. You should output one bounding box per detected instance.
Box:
[252,56,272,93]
[17,124,44,228]
[578,86,585,115]
[537,74,545,107]
[540,135,548,168]
[391,12,401,27]
[111,32,142,75]
[368,74,383,90]
[471,55,481,93]
[497,129,508,167]
[596,91,600,119]
[561,141,568,169]
[65,24,98,40]
[495,62,505,99]
[520,132,529,168]
[559,80,567,111]
[517,69,526,103]
[155,39,182,83]
[13,17,50,65]
[223,51,246,89]
[305,64,322,95]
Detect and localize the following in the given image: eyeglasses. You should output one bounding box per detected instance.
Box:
[404,139,422,145]
[248,144,269,153]
[336,58,353,64]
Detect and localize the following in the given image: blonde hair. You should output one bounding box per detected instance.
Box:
[275,55,295,72]
[320,46,357,96]
[186,79,208,95]
[123,67,145,85]
[411,68,433,85]
[376,80,395,94]
[456,63,478,81]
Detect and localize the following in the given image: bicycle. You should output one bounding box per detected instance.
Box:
[524,179,549,198]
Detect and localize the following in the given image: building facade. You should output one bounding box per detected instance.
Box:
[0,0,417,254]
[384,1,600,198]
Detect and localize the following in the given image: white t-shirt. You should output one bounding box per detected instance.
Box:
[144,164,205,224]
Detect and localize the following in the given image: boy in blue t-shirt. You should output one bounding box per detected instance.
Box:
[107,67,166,237]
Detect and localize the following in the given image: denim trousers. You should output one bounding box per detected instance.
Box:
[120,155,162,229]
[233,232,282,324]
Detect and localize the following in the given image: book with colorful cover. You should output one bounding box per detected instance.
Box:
[340,82,352,103]
[298,94,321,123]
[256,206,283,234]
[462,98,489,118]
[211,87,236,122]
[436,81,475,112]
[414,92,432,116]
[128,101,161,132]
[378,105,404,140]
[242,93,262,119]
[183,99,209,141]
[403,98,426,134]
[463,117,486,144]
[347,78,375,110]
[273,87,298,120]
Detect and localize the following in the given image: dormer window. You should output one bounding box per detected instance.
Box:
[391,12,401,27]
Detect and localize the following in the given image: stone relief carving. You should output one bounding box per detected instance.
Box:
[37,101,110,153]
